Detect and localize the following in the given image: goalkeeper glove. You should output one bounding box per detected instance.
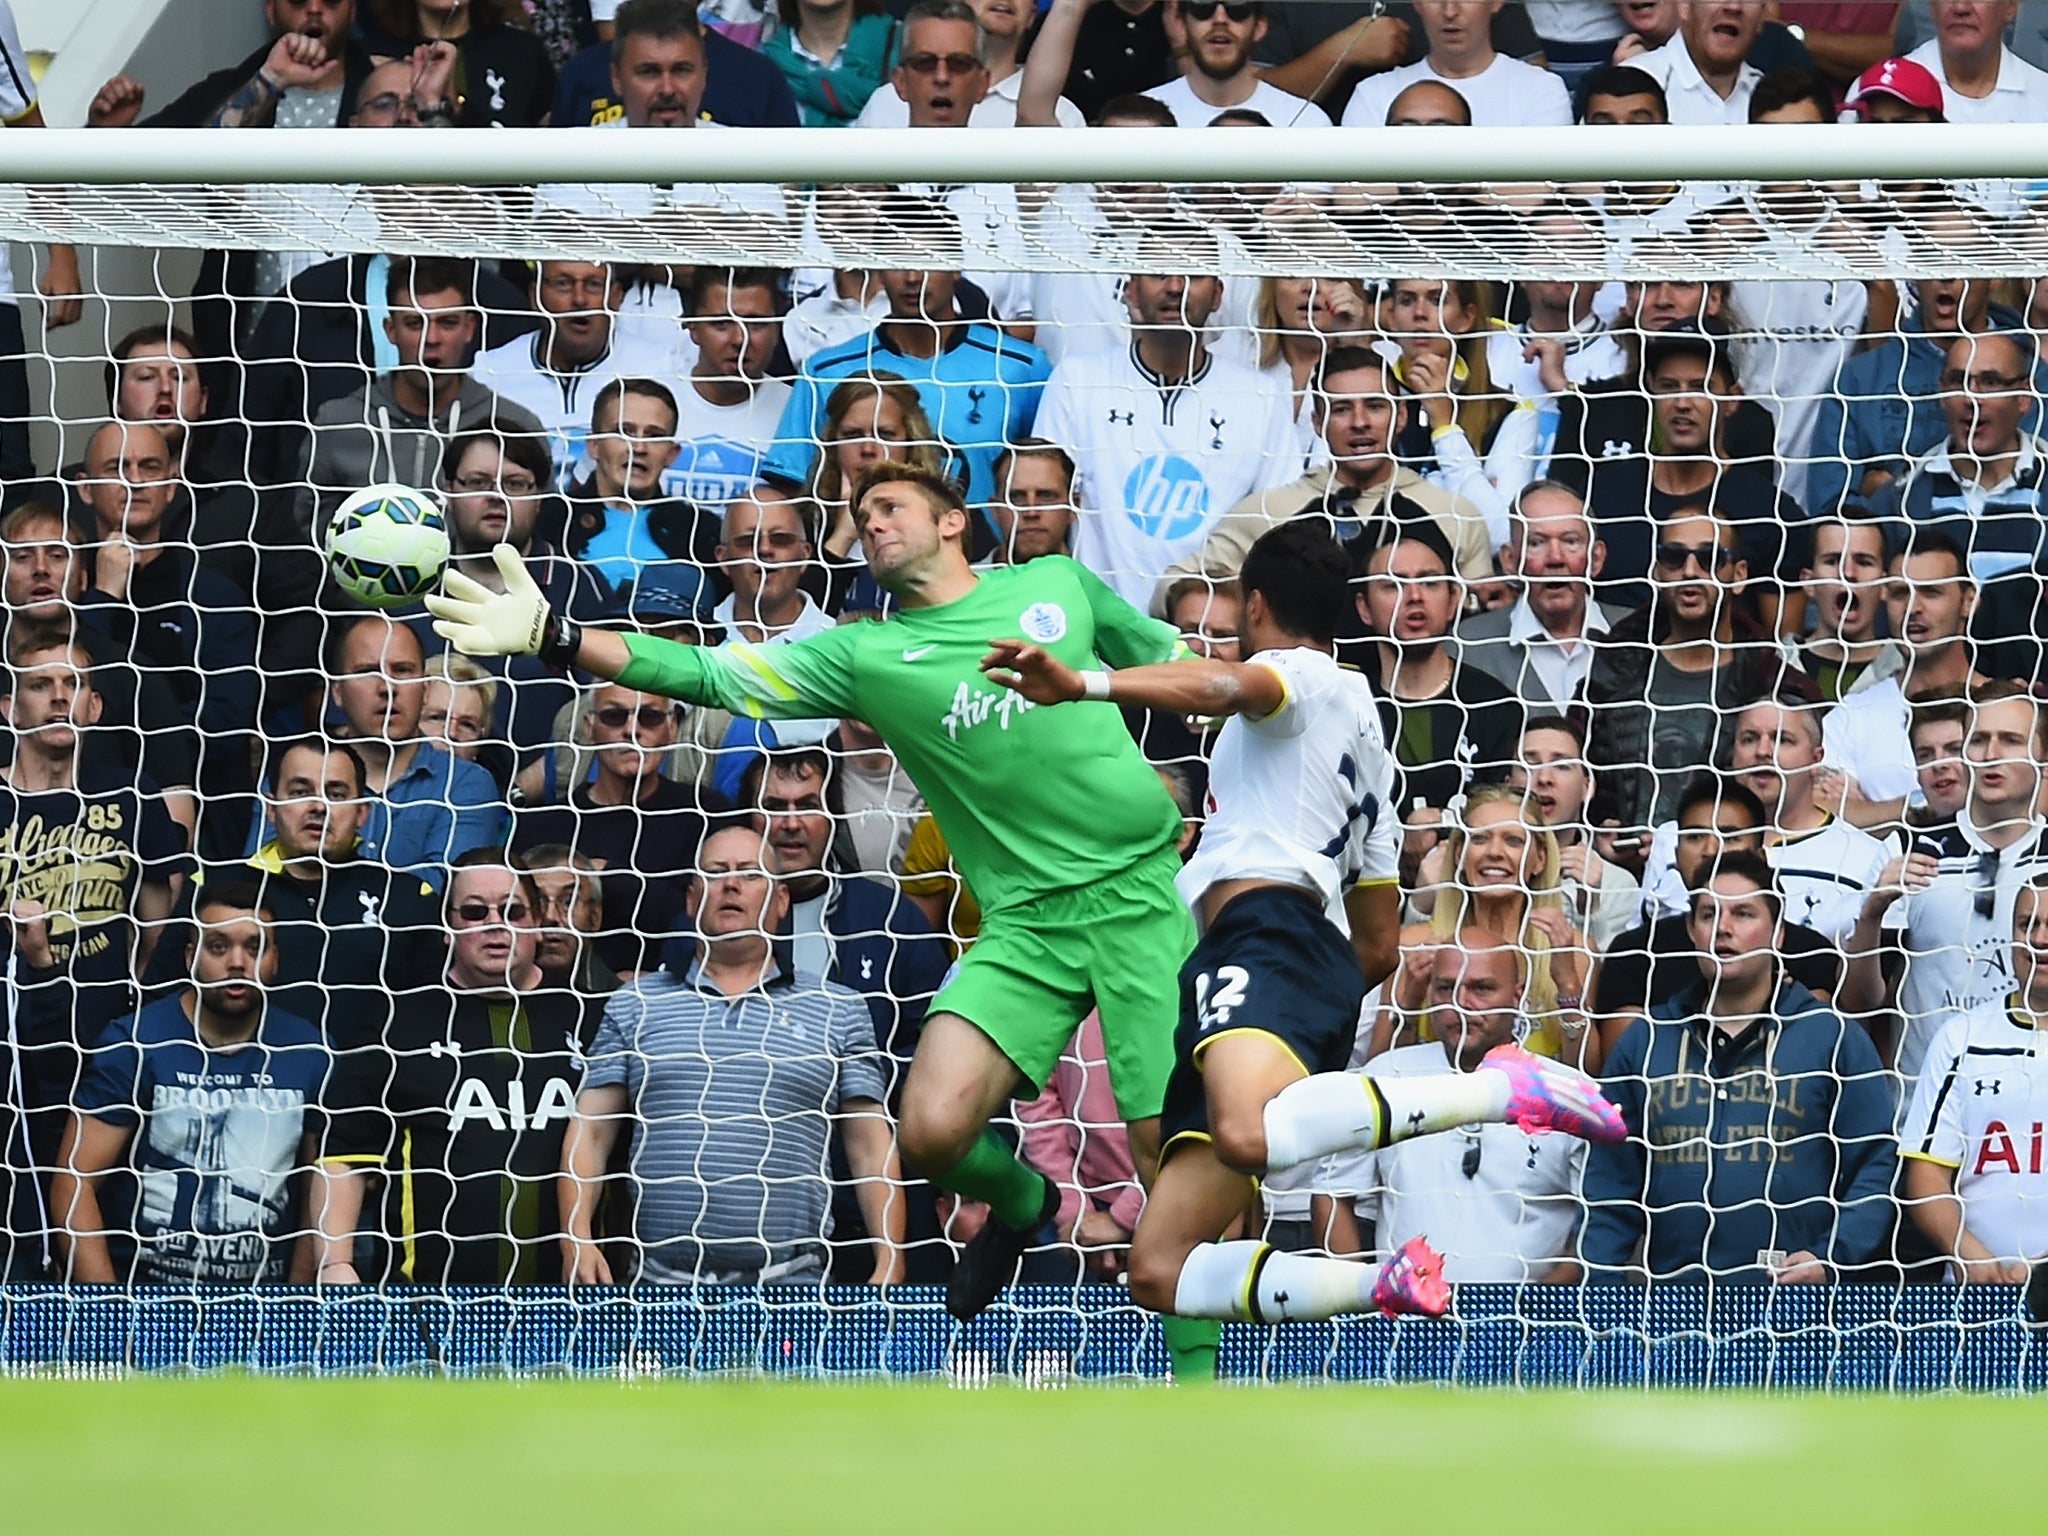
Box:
[426,545,555,658]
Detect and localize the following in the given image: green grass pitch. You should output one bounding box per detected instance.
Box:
[0,1376,2031,1533]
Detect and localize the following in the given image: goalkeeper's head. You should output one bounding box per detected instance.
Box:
[850,463,973,596]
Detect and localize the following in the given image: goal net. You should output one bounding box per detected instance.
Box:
[2,124,2046,1384]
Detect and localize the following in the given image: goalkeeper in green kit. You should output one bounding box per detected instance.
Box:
[428,464,1220,1364]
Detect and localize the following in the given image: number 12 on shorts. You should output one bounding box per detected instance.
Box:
[1194,966,1251,1033]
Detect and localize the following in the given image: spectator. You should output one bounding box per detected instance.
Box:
[1788,517,1917,828]
[562,821,904,1285]
[283,615,506,885]
[419,653,498,764]
[1571,326,1802,613]
[1904,0,2048,120]
[312,849,598,1286]
[1375,784,1593,1066]
[73,421,260,855]
[1578,851,1896,1283]
[1340,0,1572,126]
[101,326,211,490]
[0,636,190,1181]
[563,377,723,593]
[359,0,555,126]
[1017,1013,1144,1282]
[291,256,542,539]
[432,426,606,755]
[0,503,200,811]
[808,376,950,574]
[1510,714,1642,951]
[1888,527,1991,698]
[849,0,989,127]
[767,224,1051,511]
[984,440,1078,565]
[522,843,624,997]
[1593,775,1846,1044]
[1582,506,1812,836]
[1028,0,1177,123]
[1485,280,1628,404]
[1144,0,1334,126]
[835,716,926,876]
[1807,273,2018,518]
[1228,276,1372,463]
[1881,329,2048,681]
[1157,347,1495,600]
[765,0,898,126]
[1626,0,1768,121]
[1902,872,2048,1282]
[1126,575,1239,798]
[1035,224,1300,606]
[512,682,725,975]
[55,881,327,1286]
[669,270,795,510]
[1908,692,1973,827]
[551,0,800,129]
[1353,522,1526,815]
[855,0,1083,125]
[469,261,683,485]
[1576,57,1672,121]
[1457,481,1628,710]
[149,736,442,1056]
[1846,682,2048,1080]
[1729,698,1892,944]
[1320,928,1587,1281]
[89,0,373,131]
[714,493,838,710]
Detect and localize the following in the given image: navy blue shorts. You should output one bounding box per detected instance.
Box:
[1159,884,1366,1160]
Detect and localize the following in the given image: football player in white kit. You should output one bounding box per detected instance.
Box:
[982,522,1625,1331]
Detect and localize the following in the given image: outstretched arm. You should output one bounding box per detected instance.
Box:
[981,639,1283,719]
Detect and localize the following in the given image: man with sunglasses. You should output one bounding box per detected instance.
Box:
[513,683,723,977]
[1314,929,1587,1283]
[1144,0,1332,126]
[1846,681,2048,1084]
[1881,329,2048,683]
[310,848,601,1287]
[1582,506,1813,844]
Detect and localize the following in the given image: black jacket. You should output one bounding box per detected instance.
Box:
[558,478,724,579]
[141,39,378,128]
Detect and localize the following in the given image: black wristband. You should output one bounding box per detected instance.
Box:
[538,613,582,668]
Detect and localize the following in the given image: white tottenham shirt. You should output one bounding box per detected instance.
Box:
[1035,343,1302,605]
[663,378,794,508]
[1,0,33,304]
[1767,815,1895,948]
[1143,75,1332,128]
[1175,645,1399,930]
[1340,54,1573,128]
[1903,1011,2048,1268]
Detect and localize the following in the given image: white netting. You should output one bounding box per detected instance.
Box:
[5,122,2048,1381]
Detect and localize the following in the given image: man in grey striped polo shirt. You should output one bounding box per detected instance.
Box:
[559,821,905,1286]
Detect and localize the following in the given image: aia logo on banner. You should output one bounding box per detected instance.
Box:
[1974,1119,2048,1176]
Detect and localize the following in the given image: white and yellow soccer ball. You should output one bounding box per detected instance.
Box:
[325,482,451,610]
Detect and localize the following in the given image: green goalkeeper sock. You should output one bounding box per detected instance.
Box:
[943,1131,1053,1231]
[1162,1316,1221,1382]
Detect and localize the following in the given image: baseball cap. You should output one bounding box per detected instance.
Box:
[1844,57,1945,120]
[602,562,716,625]
[1640,320,1734,377]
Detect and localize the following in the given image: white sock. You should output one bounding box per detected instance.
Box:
[1172,1240,1387,1323]
[1262,1068,1512,1171]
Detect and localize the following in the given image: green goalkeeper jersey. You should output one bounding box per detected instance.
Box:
[616,557,1185,915]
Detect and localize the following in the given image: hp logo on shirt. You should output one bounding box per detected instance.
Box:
[1123,454,1212,541]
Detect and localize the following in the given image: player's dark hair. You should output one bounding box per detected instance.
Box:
[1207,108,1271,127]
[1240,521,1351,645]
[1674,773,1767,829]
[1314,344,1393,395]
[1687,848,1783,924]
[194,878,276,927]
[1749,66,1834,124]
[1578,64,1669,123]
[688,266,787,316]
[1522,713,1587,754]
[387,256,476,309]
[267,734,370,797]
[613,0,704,56]
[1892,525,1971,581]
[1095,93,1177,128]
[1908,690,1971,739]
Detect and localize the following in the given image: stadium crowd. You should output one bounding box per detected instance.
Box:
[4,0,2048,1294]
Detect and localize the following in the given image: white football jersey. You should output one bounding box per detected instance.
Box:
[1768,815,1894,948]
[1903,1011,2048,1266]
[1035,344,1302,605]
[662,378,794,507]
[1177,646,1399,928]
[469,328,687,486]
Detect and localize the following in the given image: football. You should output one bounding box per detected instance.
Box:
[325,482,451,609]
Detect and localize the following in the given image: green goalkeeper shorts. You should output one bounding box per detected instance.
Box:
[931,846,1195,1122]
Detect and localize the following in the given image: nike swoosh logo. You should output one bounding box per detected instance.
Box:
[902,645,937,662]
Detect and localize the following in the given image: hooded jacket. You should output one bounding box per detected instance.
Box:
[1580,976,1896,1281]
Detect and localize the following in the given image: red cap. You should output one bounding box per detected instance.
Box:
[1844,57,1946,119]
